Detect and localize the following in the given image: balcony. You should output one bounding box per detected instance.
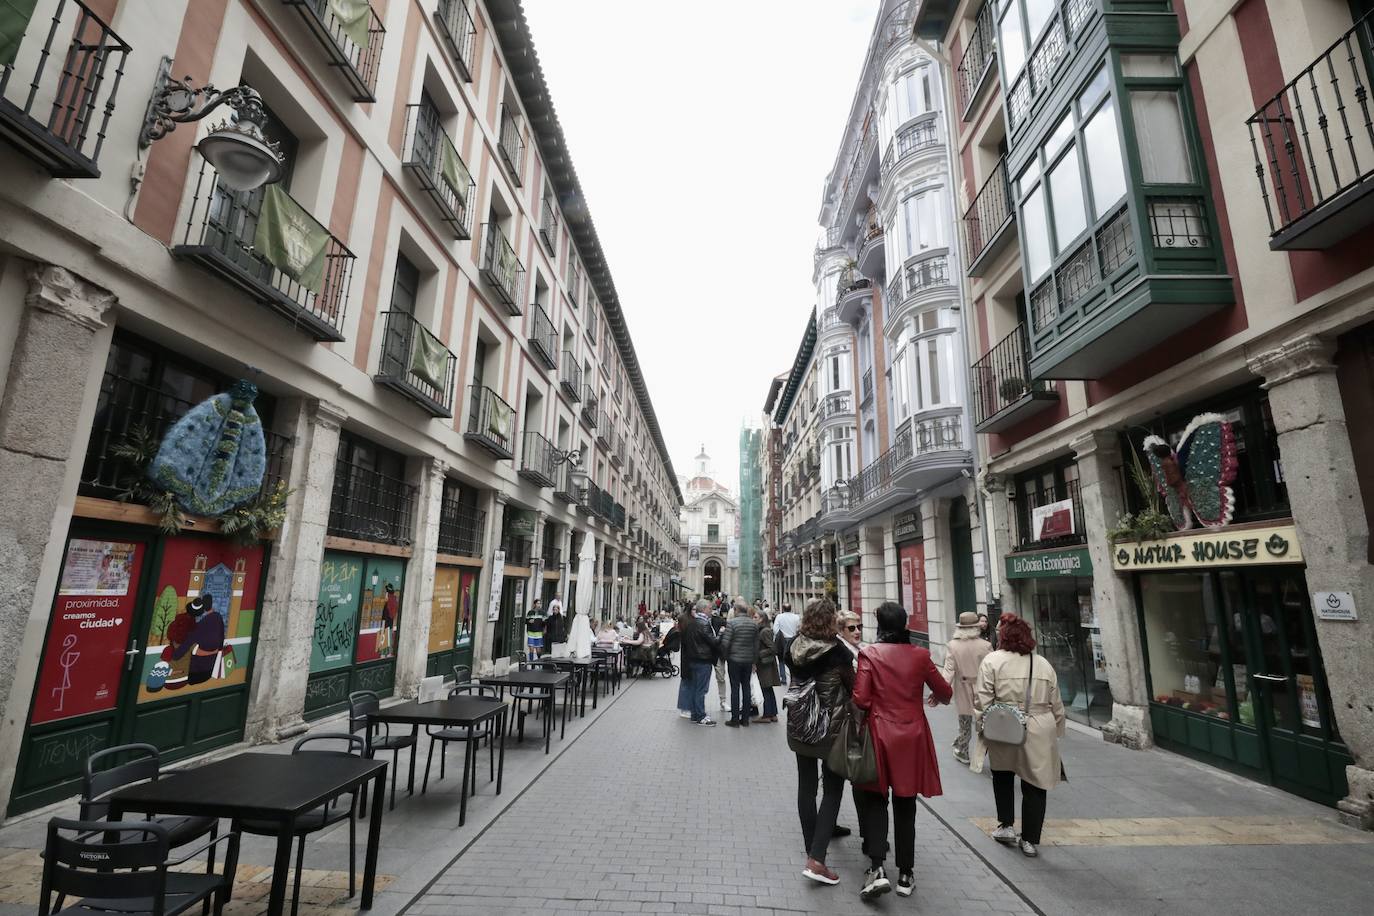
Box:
[501,535,532,568]
[480,222,524,315]
[879,116,940,183]
[857,221,886,279]
[518,430,557,488]
[818,305,846,335]
[970,323,1058,433]
[559,352,581,401]
[542,542,562,570]
[0,0,129,177]
[328,457,416,547]
[836,271,873,324]
[497,102,523,186]
[954,1,997,119]
[963,157,1014,276]
[374,310,456,417]
[539,194,559,255]
[1247,11,1374,250]
[528,303,557,371]
[554,463,581,504]
[819,488,852,532]
[610,433,623,467]
[282,0,385,102]
[435,0,476,82]
[1013,478,1086,552]
[172,163,354,341]
[402,104,474,239]
[580,385,598,425]
[595,409,612,448]
[849,414,971,517]
[819,392,853,424]
[437,495,484,558]
[464,385,516,459]
[612,502,627,531]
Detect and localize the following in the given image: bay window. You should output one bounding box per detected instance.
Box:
[900,188,948,260]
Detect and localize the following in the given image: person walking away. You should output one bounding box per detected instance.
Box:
[710,604,729,710]
[787,599,854,886]
[719,601,760,727]
[974,613,1065,857]
[546,598,568,657]
[852,602,953,900]
[773,603,801,685]
[755,609,780,722]
[674,611,694,718]
[941,611,992,766]
[681,600,719,726]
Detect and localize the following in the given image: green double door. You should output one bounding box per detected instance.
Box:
[11,524,267,815]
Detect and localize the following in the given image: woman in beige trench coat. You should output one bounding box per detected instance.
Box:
[972,613,1065,857]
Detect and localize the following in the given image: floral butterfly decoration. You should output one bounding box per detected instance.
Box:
[1143,413,1238,530]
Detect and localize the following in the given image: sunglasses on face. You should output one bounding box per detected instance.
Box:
[844,625,860,632]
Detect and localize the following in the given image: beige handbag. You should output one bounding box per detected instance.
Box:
[980,654,1034,746]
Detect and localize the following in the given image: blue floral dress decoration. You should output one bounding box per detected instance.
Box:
[148,379,267,516]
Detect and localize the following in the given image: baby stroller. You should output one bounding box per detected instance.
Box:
[648,630,680,678]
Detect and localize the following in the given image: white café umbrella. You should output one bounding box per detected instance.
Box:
[568,535,596,658]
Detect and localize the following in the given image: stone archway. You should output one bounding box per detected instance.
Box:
[702,558,722,595]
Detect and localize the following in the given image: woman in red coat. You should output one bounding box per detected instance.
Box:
[850,601,953,901]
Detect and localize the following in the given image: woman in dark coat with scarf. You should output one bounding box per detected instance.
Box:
[850,601,952,901]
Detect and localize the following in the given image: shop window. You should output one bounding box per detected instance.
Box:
[1140,572,1234,716]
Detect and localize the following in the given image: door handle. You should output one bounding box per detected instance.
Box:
[1252,673,1287,683]
[125,640,140,672]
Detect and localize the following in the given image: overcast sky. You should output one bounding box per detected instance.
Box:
[523,0,878,496]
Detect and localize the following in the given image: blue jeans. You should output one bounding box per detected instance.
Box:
[688,659,712,721]
[728,661,753,722]
[677,660,693,712]
[760,684,777,718]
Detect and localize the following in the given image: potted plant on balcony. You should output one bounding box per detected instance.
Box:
[1107,445,1175,543]
[998,376,1029,403]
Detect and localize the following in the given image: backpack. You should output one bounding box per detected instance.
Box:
[783,676,829,745]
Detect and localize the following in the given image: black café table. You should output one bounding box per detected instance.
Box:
[367,697,508,826]
[532,657,600,716]
[477,670,570,752]
[108,751,387,915]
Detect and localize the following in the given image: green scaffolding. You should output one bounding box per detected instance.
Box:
[737,426,764,602]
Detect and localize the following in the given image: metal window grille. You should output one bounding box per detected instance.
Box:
[328,455,416,546]
[1148,197,1211,249]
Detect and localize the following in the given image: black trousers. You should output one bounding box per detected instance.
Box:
[855,788,917,871]
[796,755,846,862]
[727,661,753,722]
[992,769,1047,844]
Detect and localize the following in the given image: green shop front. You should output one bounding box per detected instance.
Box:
[1006,546,1110,728]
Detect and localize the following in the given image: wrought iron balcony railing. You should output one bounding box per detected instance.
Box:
[528,302,557,371]
[954,0,997,117]
[880,117,940,181]
[172,162,354,342]
[329,456,416,546]
[1004,0,1094,133]
[435,0,476,82]
[554,463,581,504]
[596,409,612,447]
[0,0,129,177]
[962,157,1013,271]
[498,102,523,186]
[402,103,474,239]
[903,252,951,298]
[1013,478,1086,550]
[970,323,1056,431]
[821,393,853,420]
[542,542,562,569]
[501,535,532,568]
[518,430,557,488]
[539,194,559,254]
[610,432,623,467]
[464,385,516,459]
[1247,10,1374,249]
[612,502,627,530]
[822,489,850,515]
[849,416,964,508]
[437,495,484,557]
[581,384,598,425]
[480,222,524,315]
[374,310,456,417]
[559,352,581,400]
[283,0,385,102]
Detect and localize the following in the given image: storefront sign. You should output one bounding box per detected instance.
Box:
[837,553,860,567]
[841,532,861,556]
[506,510,537,538]
[893,510,922,544]
[1313,591,1357,621]
[32,540,145,725]
[1032,498,1075,540]
[1006,547,1093,579]
[488,549,505,622]
[1111,524,1303,571]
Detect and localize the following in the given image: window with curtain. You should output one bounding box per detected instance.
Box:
[1131,90,1194,184]
[902,188,948,259]
[893,350,911,421]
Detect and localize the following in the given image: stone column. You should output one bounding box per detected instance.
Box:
[923,497,954,649]
[981,471,1014,612]
[1249,335,1374,829]
[557,524,573,604]
[475,492,507,674]
[0,264,115,816]
[1072,429,1152,749]
[244,399,346,742]
[393,456,445,698]
[526,511,547,615]
[859,524,886,642]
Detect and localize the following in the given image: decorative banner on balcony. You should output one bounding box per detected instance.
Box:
[1031,498,1076,541]
[495,235,519,289]
[328,0,372,48]
[409,324,448,389]
[0,0,38,68]
[254,184,329,294]
[727,537,740,568]
[506,510,536,539]
[487,396,514,440]
[147,380,266,516]
[687,536,701,568]
[440,136,471,206]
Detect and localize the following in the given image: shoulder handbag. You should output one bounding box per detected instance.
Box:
[979,654,1034,746]
[826,709,878,784]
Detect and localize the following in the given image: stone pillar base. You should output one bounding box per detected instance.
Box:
[1338,765,1374,831]
[1101,702,1153,750]
[246,715,310,745]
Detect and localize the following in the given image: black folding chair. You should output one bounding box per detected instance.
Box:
[452,664,472,684]
[511,662,555,744]
[234,733,362,916]
[422,685,500,795]
[348,690,417,811]
[81,744,219,867]
[39,817,239,916]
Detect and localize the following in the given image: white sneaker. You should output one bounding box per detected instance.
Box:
[991,825,1017,845]
[1019,839,1038,857]
[860,866,891,900]
[697,716,717,727]
[678,710,692,719]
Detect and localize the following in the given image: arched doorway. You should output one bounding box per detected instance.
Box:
[703,559,722,595]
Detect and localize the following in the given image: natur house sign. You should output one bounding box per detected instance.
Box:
[1110,523,1304,572]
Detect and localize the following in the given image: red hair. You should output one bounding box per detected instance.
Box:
[997,613,1036,655]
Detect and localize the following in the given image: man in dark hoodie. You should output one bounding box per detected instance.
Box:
[681,599,720,726]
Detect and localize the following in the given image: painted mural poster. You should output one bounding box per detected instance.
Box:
[458,569,477,648]
[137,535,265,703]
[898,542,928,634]
[355,557,405,664]
[31,539,145,725]
[430,566,460,653]
[847,566,862,621]
[312,552,363,672]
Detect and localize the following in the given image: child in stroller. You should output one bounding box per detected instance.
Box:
[646,625,680,678]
